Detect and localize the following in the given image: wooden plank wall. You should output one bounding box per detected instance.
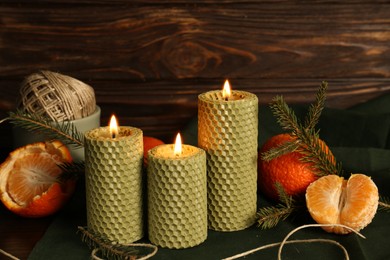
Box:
[1,1,390,146]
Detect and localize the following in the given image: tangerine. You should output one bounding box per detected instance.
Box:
[143,136,164,166]
[258,133,335,201]
[0,140,74,217]
[306,173,378,234]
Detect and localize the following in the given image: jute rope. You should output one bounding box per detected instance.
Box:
[90,243,158,260]
[0,249,19,260]
[17,71,96,122]
[0,224,364,260]
[223,224,365,260]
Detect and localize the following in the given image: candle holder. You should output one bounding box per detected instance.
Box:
[147,144,207,249]
[198,89,258,231]
[84,126,144,243]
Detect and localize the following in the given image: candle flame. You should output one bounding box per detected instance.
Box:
[174,133,182,156]
[109,115,119,138]
[222,79,231,100]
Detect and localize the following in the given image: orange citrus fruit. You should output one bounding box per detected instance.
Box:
[143,136,164,166]
[0,140,75,217]
[258,133,335,201]
[306,174,378,234]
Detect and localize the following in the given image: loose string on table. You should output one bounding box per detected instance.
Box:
[0,248,20,260]
[90,243,158,260]
[0,224,364,260]
[223,224,365,260]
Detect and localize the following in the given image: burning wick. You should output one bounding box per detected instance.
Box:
[109,115,119,139]
[174,133,182,156]
[222,79,231,101]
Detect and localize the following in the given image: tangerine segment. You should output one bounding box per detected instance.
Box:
[8,153,62,206]
[306,174,378,234]
[3,181,75,218]
[0,141,74,218]
[340,174,379,231]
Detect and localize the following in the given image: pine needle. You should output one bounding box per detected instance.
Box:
[261,139,300,162]
[269,95,301,135]
[57,161,85,181]
[6,110,84,148]
[257,205,294,230]
[297,130,342,177]
[263,81,342,177]
[304,81,328,131]
[257,183,298,229]
[78,226,157,260]
[378,196,390,212]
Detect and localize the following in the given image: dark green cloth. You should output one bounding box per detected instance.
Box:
[29,95,390,260]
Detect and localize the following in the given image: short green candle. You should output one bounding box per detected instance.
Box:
[84,125,144,243]
[198,85,258,231]
[147,142,207,249]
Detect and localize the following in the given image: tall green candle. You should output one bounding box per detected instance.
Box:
[84,115,144,243]
[147,134,207,249]
[198,80,258,231]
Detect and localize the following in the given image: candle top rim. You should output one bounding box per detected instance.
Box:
[85,126,142,140]
[148,144,204,160]
[198,89,257,103]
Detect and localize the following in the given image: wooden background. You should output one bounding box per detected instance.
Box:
[1,0,390,146]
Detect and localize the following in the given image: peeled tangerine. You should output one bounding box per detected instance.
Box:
[0,140,74,217]
[306,174,378,234]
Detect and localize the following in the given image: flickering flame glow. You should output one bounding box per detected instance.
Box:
[174,133,182,156]
[222,79,231,100]
[109,115,119,138]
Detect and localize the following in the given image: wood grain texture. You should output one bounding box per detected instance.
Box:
[1,1,390,143]
[0,204,52,260]
[1,1,390,257]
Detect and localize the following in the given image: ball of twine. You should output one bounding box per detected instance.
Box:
[17,70,96,122]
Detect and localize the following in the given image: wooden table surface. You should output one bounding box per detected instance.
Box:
[0,204,53,260]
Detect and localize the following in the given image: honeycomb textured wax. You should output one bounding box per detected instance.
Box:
[147,144,207,248]
[84,126,144,243]
[198,90,258,231]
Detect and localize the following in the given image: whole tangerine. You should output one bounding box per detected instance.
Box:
[258,133,335,201]
[0,140,75,217]
[143,136,164,166]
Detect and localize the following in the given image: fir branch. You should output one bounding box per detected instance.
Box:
[270,95,301,135]
[275,182,294,206]
[378,196,390,212]
[257,183,298,229]
[304,81,328,131]
[6,110,84,148]
[261,139,301,162]
[78,226,157,260]
[263,81,342,177]
[57,161,85,181]
[257,204,294,230]
[297,129,342,177]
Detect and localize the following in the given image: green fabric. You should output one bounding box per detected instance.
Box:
[29,95,390,260]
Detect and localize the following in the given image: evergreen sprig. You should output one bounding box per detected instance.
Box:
[6,110,84,148]
[261,139,300,162]
[257,183,299,229]
[58,161,85,181]
[261,81,342,177]
[269,95,301,134]
[78,226,157,260]
[304,81,327,131]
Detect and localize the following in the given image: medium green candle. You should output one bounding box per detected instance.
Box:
[198,80,258,231]
[147,134,207,249]
[84,115,144,243]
